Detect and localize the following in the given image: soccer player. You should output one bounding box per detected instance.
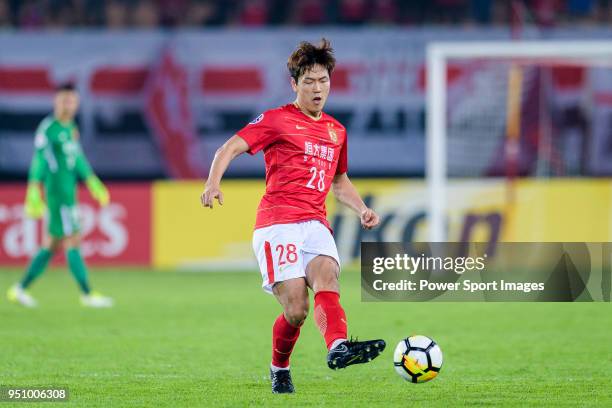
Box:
[201,39,385,394]
[7,83,114,308]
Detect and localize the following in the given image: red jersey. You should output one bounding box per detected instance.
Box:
[236,103,348,231]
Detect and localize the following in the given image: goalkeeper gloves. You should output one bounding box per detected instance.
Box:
[86,176,110,207]
[24,183,46,219]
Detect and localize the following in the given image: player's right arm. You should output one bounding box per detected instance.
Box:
[24,126,51,219]
[201,135,249,209]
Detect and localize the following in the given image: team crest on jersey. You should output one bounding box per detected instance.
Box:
[249,113,264,125]
[327,122,338,143]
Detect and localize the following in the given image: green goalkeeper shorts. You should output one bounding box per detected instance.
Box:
[47,204,81,238]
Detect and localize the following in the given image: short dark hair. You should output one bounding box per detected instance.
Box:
[55,82,76,92]
[287,38,336,82]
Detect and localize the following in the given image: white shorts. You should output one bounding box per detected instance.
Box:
[252,220,341,294]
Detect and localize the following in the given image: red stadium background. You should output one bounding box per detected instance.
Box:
[0,184,151,266]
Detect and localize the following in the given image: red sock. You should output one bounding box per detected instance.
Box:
[314,291,348,350]
[271,313,301,368]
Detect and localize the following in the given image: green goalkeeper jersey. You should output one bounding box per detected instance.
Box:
[28,115,94,206]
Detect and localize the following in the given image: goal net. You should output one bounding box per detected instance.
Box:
[426,41,612,242]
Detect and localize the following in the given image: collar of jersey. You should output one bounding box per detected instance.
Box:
[292,102,324,122]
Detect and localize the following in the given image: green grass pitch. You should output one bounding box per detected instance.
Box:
[0,267,610,407]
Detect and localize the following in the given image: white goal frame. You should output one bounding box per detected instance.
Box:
[426,40,612,242]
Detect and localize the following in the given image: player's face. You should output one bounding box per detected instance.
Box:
[54,90,80,120]
[292,64,330,116]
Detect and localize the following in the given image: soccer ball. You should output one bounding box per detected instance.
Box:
[393,335,443,383]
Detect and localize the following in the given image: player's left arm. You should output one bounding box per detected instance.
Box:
[74,142,110,207]
[332,173,380,230]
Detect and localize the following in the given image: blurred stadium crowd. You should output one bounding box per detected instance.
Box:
[0,0,611,29]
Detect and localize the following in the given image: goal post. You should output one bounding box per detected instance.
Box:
[426,40,612,242]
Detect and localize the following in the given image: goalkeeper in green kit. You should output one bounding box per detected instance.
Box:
[7,83,113,308]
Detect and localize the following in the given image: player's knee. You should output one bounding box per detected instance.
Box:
[324,257,340,278]
[48,238,63,253]
[311,257,340,291]
[63,234,80,250]
[285,303,309,326]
